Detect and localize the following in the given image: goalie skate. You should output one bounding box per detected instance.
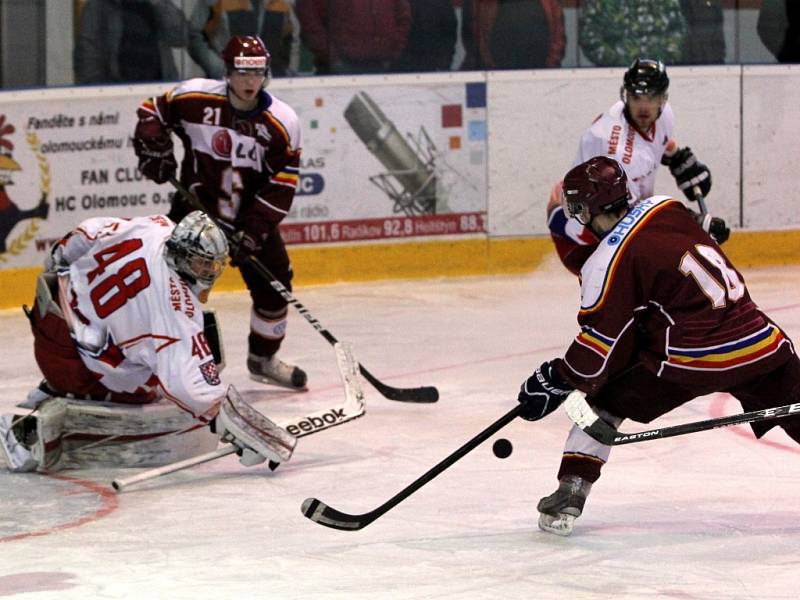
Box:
[537,475,592,537]
[247,353,308,390]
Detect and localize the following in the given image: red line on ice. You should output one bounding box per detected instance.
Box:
[0,474,118,544]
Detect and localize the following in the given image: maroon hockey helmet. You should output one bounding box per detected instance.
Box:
[561,156,630,225]
[222,35,271,74]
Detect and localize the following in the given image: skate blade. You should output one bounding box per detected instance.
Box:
[538,512,576,537]
[248,372,308,391]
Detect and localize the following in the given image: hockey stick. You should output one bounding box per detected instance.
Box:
[112,342,366,491]
[168,177,438,404]
[693,185,708,216]
[564,389,800,446]
[301,404,523,531]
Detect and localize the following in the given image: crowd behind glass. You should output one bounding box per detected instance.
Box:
[6,1,800,89]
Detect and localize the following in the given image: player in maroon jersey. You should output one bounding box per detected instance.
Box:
[516,156,800,536]
[133,35,307,390]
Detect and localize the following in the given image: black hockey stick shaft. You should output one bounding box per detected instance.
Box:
[613,401,800,445]
[168,177,438,403]
[565,390,800,446]
[301,404,523,531]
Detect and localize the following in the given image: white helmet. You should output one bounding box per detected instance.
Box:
[165,211,228,299]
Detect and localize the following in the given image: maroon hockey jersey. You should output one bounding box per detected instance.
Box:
[137,78,301,230]
[559,196,794,397]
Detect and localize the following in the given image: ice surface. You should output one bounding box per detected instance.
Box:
[1,260,798,599]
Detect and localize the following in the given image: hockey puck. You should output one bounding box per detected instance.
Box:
[492,438,513,459]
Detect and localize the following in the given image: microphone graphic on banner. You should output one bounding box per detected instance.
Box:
[344,91,446,216]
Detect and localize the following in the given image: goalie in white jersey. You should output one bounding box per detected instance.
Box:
[546,58,727,275]
[0,212,296,472]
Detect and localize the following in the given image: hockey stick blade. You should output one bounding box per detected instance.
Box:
[359,366,438,403]
[169,177,439,404]
[564,390,800,446]
[301,404,522,531]
[301,497,372,530]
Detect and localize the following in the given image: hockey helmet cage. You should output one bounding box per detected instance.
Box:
[623,58,669,96]
[561,156,630,225]
[165,211,229,298]
[222,35,271,74]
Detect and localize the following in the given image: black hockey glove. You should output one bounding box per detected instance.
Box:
[134,135,177,184]
[665,147,711,202]
[693,211,730,245]
[229,230,263,267]
[517,360,574,421]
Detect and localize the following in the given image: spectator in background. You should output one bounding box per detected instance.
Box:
[579,0,687,67]
[188,1,300,78]
[460,0,479,70]
[74,0,188,84]
[758,0,800,63]
[470,0,565,69]
[295,0,412,75]
[679,0,725,64]
[395,0,458,73]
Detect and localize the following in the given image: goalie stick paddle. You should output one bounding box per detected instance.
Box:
[168,177,438,404]
[564,389,800,446]
[112,342,366,491]
[301,404,523,531]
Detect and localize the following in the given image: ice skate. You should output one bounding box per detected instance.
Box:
[537,475,592,537]
[18,379,59,410]
[247,353,308,390]
[0,414,38,472]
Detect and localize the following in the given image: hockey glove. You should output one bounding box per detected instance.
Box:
[518,360,574,421]
[229,230,263,267]
[693,211,730,245]
[133,134,177,184]
[665,147,711,202]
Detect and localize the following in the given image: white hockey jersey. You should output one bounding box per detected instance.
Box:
[574,100,676,201]
[56,215,223,422]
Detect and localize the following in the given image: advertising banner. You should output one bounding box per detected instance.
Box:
[0,79,488,269]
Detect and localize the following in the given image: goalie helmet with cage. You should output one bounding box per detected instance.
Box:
[561,156,630,226]
[622,58,669,98]
[165,211,229,301]
[222,35,271,77]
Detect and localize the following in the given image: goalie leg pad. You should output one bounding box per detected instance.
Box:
[214,385,296,465]
[61,398,219,469]
[0,398,67,472]
[0,414,38,472]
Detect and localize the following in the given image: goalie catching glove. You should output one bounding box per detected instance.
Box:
[517,360,574,421]
[663,146,711,202]
[211,385,296,466]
